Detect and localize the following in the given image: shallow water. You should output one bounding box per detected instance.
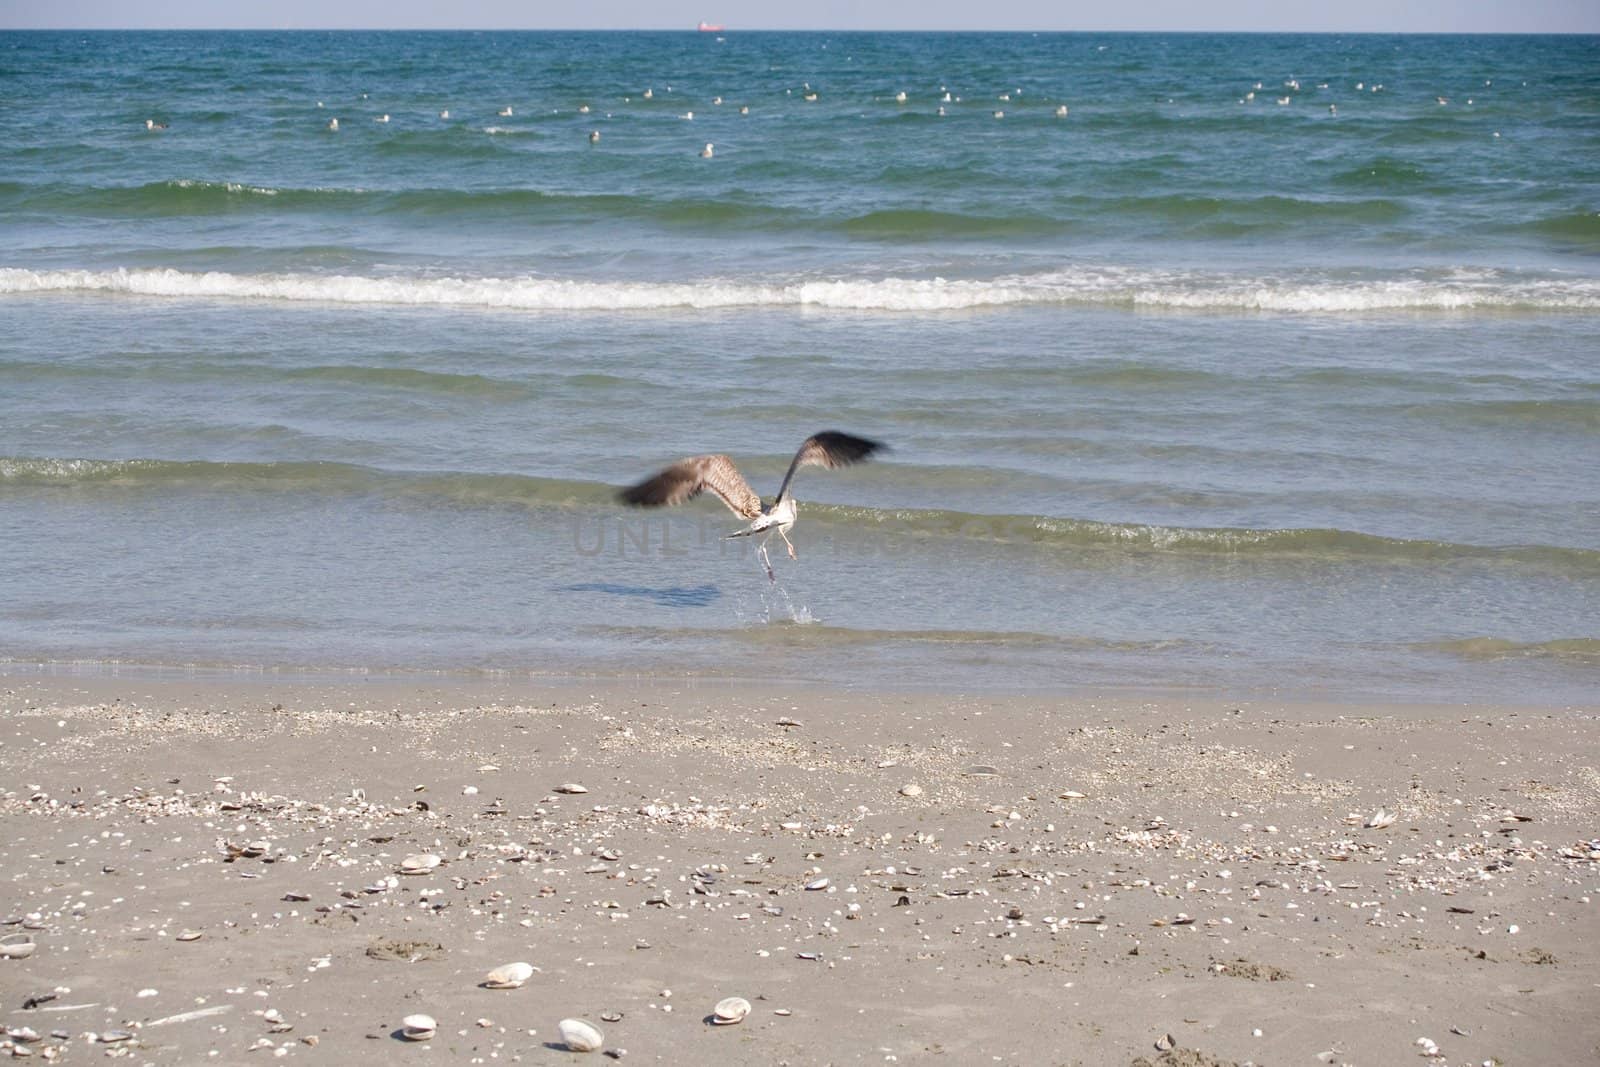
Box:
[2,31,1597,702]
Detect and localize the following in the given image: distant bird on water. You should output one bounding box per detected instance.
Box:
[144,118,167,130]
[619,431,885,580]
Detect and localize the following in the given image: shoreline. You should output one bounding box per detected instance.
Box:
[3,675,1596,1064]
[4,661,1597,717]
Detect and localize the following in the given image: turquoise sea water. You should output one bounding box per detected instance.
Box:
[2,30,1597,702]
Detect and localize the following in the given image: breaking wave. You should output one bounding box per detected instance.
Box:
[4,264,1599,314]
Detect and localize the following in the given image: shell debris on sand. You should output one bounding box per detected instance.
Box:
[554,783,589,794]
[401,1013,437,1041]
[1364,808,1398,829]
[399,853,442,874]
[559,1018,604,1052]
[482,961,534,989]
[712,997,751,1025]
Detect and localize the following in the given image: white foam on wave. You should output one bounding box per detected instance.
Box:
[2,265,1597,314]
[167,179,280,196]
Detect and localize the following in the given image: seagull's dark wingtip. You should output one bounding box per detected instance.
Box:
[811,430,888,465]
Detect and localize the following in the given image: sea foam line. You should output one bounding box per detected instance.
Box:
[2,266,1598,313]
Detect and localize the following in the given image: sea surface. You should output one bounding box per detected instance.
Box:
[2,30,1598,703]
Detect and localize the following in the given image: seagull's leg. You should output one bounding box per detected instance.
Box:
[779,526,797,561]
[758,532,775,582]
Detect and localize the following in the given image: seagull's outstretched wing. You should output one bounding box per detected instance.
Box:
[774,431,885,504]
[619,454,763,519]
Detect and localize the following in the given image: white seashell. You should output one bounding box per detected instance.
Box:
[554,783,589,794]
[400,1014,436,1040]
[399,853,441,874]
[1364,808,1397,830]
[1058,790,1087,799]
[176,929,202,942]
[712,997,751,1025]
[482,962,534,989]
[558,1018,604,1052]
[899,784,923,797]
[805,877,829,891]
[0,936,36,959]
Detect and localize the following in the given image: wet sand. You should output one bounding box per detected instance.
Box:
[2,675,1597,1065]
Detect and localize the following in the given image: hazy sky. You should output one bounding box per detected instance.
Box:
[3,0,1598,32]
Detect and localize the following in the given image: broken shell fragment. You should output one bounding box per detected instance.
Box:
[554,783,589,795]
[400,1014,437,1041]
[1364,809,1397,830]
[898,784,923,797]
[482,962,534,989]
[558,1018,604,1052]
[399,853,441,875]
[712,997,751,1025]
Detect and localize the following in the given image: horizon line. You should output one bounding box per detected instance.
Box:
[6,26,1600,35]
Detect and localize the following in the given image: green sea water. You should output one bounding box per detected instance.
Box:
[2,31,1597,702]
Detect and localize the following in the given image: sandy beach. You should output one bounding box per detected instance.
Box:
[1,674,1596,1065]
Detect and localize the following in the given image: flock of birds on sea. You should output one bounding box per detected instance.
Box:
[139,75,1510,152]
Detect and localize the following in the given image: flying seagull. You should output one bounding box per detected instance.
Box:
[619,431,885,580]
